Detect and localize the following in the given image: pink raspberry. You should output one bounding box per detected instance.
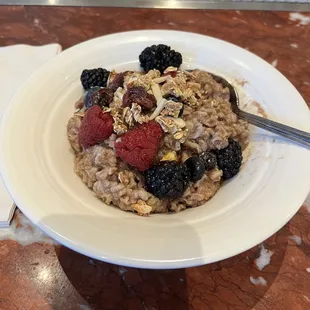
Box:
[115,121,163,171]
[78,106,114,149]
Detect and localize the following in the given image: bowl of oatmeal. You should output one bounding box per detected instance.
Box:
[1,30,310,268]
[68,59,249,215]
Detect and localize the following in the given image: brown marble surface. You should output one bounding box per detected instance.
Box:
[0,6,310,310]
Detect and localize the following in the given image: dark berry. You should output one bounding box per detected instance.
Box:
[123,86,156,110]
[214,139,243,180]
[184,156,205,182]
[85,88,114,109]
[80,68,110,90]
[92,88,114,108]
[144,161,190,199]
[109,73,124,92]
[139,44,182,73]
[84,87,100,109]
[200,152,217,171]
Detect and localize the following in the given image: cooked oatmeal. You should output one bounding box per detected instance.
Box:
[67,63,249,216]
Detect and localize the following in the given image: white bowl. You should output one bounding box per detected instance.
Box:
[1,30,310,269]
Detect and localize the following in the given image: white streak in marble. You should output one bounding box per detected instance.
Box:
[119,266,128,276]
[255,245,274,271]
[33,18,40,25]
[250,276,267,286]
[306,268,310,273]
[275,24,282,28]
[289,13,310,26]
[0,212,56,246]
[33,18,48,34]
[232,17,247,24]
[290,43,298,49]
[289,235,302,245]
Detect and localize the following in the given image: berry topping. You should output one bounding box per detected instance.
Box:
[78,105,114,149]
[122,86,156,110]
[139,44,182,73]
[115,121,163,171]
[92,88,114,108]
[80,68,110,90]
[144,161,190,199]
[109,73,124,93]
[199,152,217,171]
[214,138,243,180]
[184,156,205,182]
[84,88,114,109]
[84,87,101,109]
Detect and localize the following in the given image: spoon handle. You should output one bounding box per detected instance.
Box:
[238,110,310,148]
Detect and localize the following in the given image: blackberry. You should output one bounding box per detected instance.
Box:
[199,152,217,171]
[214,139,243,180]
[184,156,205,182]
[84,88,114,109]
[92,88,114,108]
[139,44,182,73]
[80,68,110,90]
[144,161,190,199]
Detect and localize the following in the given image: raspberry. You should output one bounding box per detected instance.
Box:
[115,121,163,171]
[78,105,114,149]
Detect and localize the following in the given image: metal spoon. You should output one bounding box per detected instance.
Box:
[208,73,310,148]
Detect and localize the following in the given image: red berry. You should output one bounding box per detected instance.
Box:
[115,121,163,171]
[78,105,114,149]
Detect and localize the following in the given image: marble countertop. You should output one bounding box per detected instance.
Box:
[0,6,310,310]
